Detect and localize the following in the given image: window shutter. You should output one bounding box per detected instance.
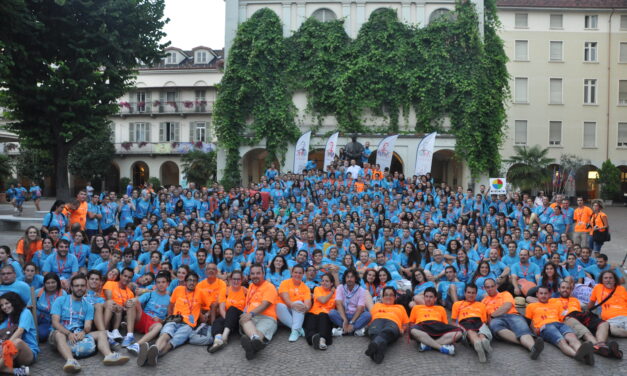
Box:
[620,43,627,63]
[189,122,196,142]
[146,123,151,142]
[129,123,135,142]
[550,42,562,61]
[549,122,561,145]
[621,15,627,29]
[515,120,527,144]
[618,123,627,145]
[174,122,180,141]
[515,78,528,102]
[619,81,627,104]
[515,41,527,60]
[550,14,562,29]
[550,79,562,104]
[159,122,165,142]
[583,122,596,147]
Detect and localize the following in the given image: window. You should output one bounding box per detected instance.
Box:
[548,41,563,61]
[195,51,208,64]
[621,15,627,30]
[584,79,597,104]
[312,8,337,22]
[621,43,627,63]
[429,8,453,23]
[165,52,176,64]
[134,91,149,113]
[129,122,150,142]
[550,14,563,29]
[584,42,597,62]
[549,121,562,146]
[514,78,528,103]
[619,80,627,105]
[618,123,627,147]
[160,91,178,112]
[584,15,598,29]
[515,13,528,28]
[195,90,207,112]
[550,78,563,104]
[159,122,180,142]
[191,122,207,142]
[514,120,527,145]
[583,122,596,147]
[515,40,528,61]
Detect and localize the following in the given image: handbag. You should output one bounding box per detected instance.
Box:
[570,287,617,323]
[592,229,610,243]
[0,325,16,342]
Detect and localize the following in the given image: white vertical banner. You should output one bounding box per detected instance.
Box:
[414,131,437,176]
[293,131,311,174]
[323,132,339,172]
[375,134,399,172]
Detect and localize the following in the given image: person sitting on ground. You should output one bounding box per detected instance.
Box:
[329,269,371,337]
[451,283,492,363]
[365,286,409,364]
[41,239,79,290]
[0,265,31,307]
[303,272,336,351]
[525,286,594,365]
[409,287,462,356]
[277,265,311,342]
[102,267,135,346]
[208,270,247,353]
[481,278,544,359]
[510,249,540,298]
[50,274,129,373]
[0,292,39,375]
[34,273,66,340]
[588,270,627,338]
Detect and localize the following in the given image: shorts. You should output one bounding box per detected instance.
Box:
[489,314,533,339]
[240,315,278,341]
[540,322,573,346]
[565,311,604,336]
[48,330,97,359]
[135,312,161,334]
[411,320,462,339]
[160,322,193,348]
[607,316,627,330]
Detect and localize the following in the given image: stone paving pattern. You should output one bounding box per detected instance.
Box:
[1,200,625,375]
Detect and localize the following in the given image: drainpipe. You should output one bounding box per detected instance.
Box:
[606,9,615,161]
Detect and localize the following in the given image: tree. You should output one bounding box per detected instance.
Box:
[182,150,217,187]
[14,147,53,185]
[68,127,116,183]
[0,0,168,199]
[0,154,13,189]
[598,160,621,201]
[505,145,555,193]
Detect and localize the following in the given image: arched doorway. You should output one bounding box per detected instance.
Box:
[105,163,120,193]
[368,151,404,175]
[618,165,627,202]
[575,164,599,200]
[131,161,149,188]
[160,161,179,187]
[431,149,462,186]
[308,149,324,171]
[241,149,279,186]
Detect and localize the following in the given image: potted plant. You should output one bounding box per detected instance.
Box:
[598,159,621,205]
[194,141,203,149]
[166,101,177,112]
[171,141,179,149]
[121,142,133,151]
[152,100,161,107]
[138,141,148,148]
[118,101,131,113]
[183,101,194,109]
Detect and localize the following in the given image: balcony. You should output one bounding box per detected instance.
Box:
[116,101,213,117]
[115,142,215,155]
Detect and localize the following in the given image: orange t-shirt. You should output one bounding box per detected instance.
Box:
[102,281,134,306]
[218,286,247,311]
[482,291,518,316]
[590,285,627,321]
[16,239,43,263]
[64,201,88,230]
[197,277,227,306]
[370,303,409,331]
[589,211,608,235]
[525,301,561,329]
[354,182,365,193]
[573,206,593,233]
[170,286,212,327]
[278,279,311,306]
[409,305,447,324]
[245,280,278,319]
[451,301,488,323]
[310,286,336,315]
[549,297,582,320]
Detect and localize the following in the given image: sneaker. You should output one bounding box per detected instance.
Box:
[419,343,432,352]
[63,359,81,374]
[110,329,123,341]
[127,343,140,356]
[251,338,266,352]
[367,342,384,364]
[332,328,343,337]
[136,343,149,366]
[354,327,367,337]
[208,338,225,354]
[439,345,455,356]
[241,336,256,360]
[311,333,321,350]
[298,328,305,337]
[608,341,623,360]
[530,337,544,360]
[13,366,29,375]
[575,342,594,365]
[481,339,492,354]
[146,345,159,367]
[121,334,134,348]
[319,337,327,351]
[103,352,130,366]
[474,341,487,363]
[289,329,300,342]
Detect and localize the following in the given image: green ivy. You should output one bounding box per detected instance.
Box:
[214,0,509,181]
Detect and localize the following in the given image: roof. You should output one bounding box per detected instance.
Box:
[139,47,224,71]
[497,0,627,8]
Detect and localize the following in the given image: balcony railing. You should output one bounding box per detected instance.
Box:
[115,142,215,154]
[117,101,213,116]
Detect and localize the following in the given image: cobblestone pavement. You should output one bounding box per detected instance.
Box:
[1,200,626,375]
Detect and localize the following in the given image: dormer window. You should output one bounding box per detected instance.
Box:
[165,52,176,64]
[196,51,208,64]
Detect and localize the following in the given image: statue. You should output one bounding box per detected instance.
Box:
[344,134,364,164]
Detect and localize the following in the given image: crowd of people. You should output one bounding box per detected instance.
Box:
[0,158,625,374]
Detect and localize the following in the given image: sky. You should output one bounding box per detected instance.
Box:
[162,0,225,50]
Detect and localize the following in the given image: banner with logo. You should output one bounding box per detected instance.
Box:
[323,132,339,172]
[489,177,507,194]
[414,132,437,176]
[375,134,399,172]
[293,131,311,174]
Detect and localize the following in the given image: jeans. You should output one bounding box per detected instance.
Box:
[489,313,533,339]
[161,322,193,348]
[276,302,306,330]
[328,309,372,330]
[368,318,401,354]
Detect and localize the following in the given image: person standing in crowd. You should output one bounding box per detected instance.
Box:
[29,182,42,212]
[63,190,88,231]
[572,197,593,247]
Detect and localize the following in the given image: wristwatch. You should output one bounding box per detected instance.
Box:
[349,320,354,325]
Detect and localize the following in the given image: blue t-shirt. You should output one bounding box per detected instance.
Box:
[413,281,436,295]
[43,212,68,231]
[42,253,79,280]
[138,290,170,320]
[0,310,39,357]
[0,281,31,306]
[510,262,540,283]
[51,295,94,332]
[217,260,241,274]
[35,288,67,323]
[83,289,106,305]
[20,274,44,290]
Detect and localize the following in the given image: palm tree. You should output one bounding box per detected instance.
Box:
[505,145,555,193]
